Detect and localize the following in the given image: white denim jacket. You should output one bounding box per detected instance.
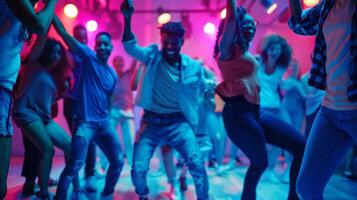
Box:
[123,38,206,131]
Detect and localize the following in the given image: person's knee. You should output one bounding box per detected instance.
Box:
[63,148,71,163]
[110,153,125,169]
[251,158,268,172]
[132,161,149,176]
[186,152,205,170]
[290,139,306,160]
[41,146,55,159]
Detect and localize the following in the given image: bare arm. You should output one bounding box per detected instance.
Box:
[6,0,57,35]
[121,0,135,42]
[131,63,144,91]
[288,0,303,19]
[52,15,83,55]
[27,34,47,64]
[218,0,238,61]
[128,59,138,74]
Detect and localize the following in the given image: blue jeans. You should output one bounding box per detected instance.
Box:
[297,107,357,200]
[56,119,124,199]
[0,88,13,136]
[63,98,97,178]
[132,111,209,199]
[222,96,305,200]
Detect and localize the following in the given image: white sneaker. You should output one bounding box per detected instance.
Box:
[85,176,97,192]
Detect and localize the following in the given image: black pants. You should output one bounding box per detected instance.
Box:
[21,132,40,180]
[221,95,305,200]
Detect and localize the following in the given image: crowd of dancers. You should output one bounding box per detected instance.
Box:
[1,0,356,199]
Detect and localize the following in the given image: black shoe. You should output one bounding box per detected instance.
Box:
[208,159,217,168]
[176,159,185,168]
[235,156,244,165]
[35,192,51,200]
[179,176,188,192]
[343,172,357,181]
[22,180,35,196]
[139,197,148,200]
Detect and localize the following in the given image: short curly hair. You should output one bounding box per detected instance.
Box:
[159,22,185,38]
[260,34,292,68]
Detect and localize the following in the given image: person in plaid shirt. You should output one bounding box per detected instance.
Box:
[288,0,357,199]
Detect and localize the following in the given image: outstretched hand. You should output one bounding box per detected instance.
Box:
[121,0,134,18]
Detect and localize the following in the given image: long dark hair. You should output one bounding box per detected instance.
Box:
[259,34,292,68]
[39,39,73,95]
[213,6,248,59]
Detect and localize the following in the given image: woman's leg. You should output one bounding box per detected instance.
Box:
[258,111,306,200]
[22,120,55,196]
[21,132,41,195]
[0,136,12,199]
[304,106,320,139]
[208,113,226,168]
[223,111,268,200]
[95,120,124,197]
[21,132,41,181]
[45,121,80,192]
[296,108,355,199]
[120,117,135,166]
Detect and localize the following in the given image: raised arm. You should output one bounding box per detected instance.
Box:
[52,15,84,55]
[5,0,57,35]
[27,34,47,64]
[288,0,303,19]
[120,0,155,64]
[127,59,138,74]
[121,0,135,42]
[131,62,144,91]
[218,0,238,61]
[288,0,323,35]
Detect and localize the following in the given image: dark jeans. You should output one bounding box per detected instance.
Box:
[132,111,209,199]
[297,107,357,199]
[21,133,41,180]
[221,96,305,200]
[304,106,320,139]
[63,98,96,178]
[56,119,124,199]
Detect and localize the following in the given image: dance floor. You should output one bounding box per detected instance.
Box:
[5,156,357,200]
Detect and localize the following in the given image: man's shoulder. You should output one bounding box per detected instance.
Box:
[181,54,201,67]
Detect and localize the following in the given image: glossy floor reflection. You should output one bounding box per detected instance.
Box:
[5,156,357,200]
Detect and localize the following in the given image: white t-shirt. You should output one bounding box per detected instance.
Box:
[322,0,357,110]
[258,62,285,109]
[0,0,24,90]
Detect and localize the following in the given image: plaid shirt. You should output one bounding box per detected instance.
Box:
[288,0,357,102]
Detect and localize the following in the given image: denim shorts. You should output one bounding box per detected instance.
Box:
[0,88,13,136]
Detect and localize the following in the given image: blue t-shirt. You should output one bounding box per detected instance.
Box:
[151,59,181,114]
[13,70,56,125]
[73,45,118,122]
